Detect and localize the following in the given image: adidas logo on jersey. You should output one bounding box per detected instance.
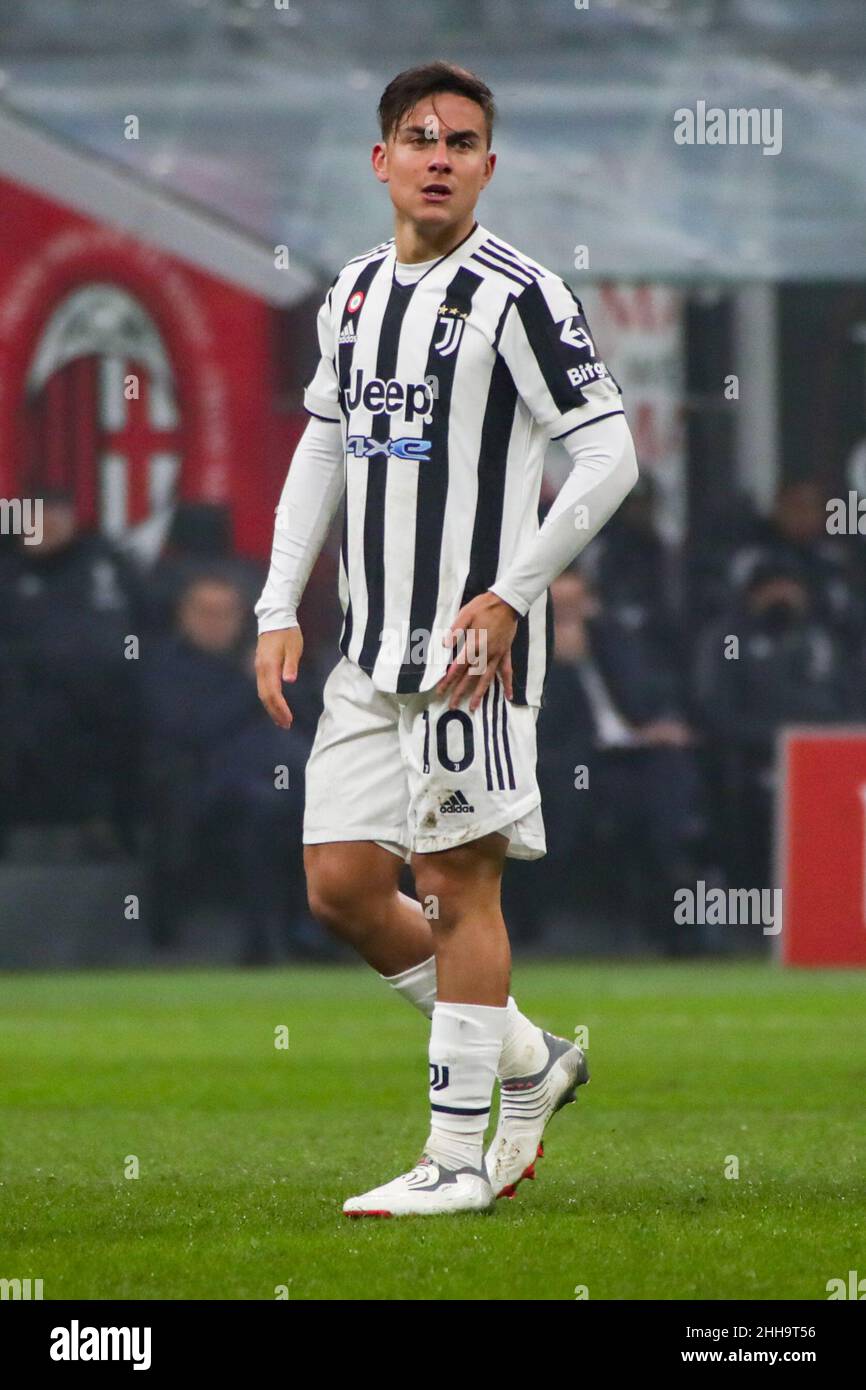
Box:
[439,790,475,814]
[338,319,357,344]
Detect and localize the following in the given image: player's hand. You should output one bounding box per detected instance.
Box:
[636,718,695,748]
[255,626,304,729]
[437,592,518,712]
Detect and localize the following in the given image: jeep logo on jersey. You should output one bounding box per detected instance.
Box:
[434,302,469,357]
[342,369,434,422]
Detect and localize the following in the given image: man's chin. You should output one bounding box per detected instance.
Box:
[393,194,464,225]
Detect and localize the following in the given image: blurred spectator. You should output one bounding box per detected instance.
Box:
[144,497,341,667]
[144,501,265,635]
[693,558,854,886]
[138,570,320,963]
[0,488,141,851]
[579,472,681,656]
[686,485,760,632]
[504,567,708,956]
[726,480,862,640]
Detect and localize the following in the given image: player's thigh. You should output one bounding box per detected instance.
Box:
[409,829,509,914]
[304,839,405,922]
[303,656,410,848]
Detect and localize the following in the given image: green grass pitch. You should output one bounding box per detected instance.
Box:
[0,962,863,1301]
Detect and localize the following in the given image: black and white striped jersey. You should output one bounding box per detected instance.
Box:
[304,219,624,706]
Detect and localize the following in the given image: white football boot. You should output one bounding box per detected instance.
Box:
[485,1031,589,1199]
[343,1155,494,1218]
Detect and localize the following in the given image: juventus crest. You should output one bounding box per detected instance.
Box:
[434,302,469,356]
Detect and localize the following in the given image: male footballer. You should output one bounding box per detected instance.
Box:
[255,61,638,1216]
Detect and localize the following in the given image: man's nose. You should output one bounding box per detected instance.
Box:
[427,140,453,166]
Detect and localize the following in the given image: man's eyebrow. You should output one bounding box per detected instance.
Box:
[400,125,482,142]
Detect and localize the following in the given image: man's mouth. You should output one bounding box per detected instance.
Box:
[421,184,452,201]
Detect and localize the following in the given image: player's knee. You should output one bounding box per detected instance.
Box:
[305,871,354,930]
[411,837,505,916]
[411,865,489,925]
[410,859,449,908]
[304,848,385,931]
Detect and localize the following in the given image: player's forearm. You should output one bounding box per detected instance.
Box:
[254,415,345,633]
[489,413,639,617]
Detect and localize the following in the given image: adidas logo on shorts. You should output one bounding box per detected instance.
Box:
[439,790,475,814]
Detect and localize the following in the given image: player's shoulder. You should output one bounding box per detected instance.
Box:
[474,228,582,317]
[332,237,394,286]
[321,237,395,316]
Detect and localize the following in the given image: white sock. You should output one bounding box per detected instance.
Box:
[380,955,438,1018]
[497,995,550,1078]
[381,959,548,1081]
[425,1001,508,1171]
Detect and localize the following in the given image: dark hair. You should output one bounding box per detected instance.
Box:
[377,61,496,149]
[745,558,807,594]
[178,568,244,602]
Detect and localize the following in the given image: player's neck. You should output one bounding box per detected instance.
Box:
[393,211,478,265]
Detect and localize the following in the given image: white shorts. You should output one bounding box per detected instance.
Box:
[303,655,546,861]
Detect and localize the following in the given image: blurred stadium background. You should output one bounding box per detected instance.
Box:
[2,0,866,971]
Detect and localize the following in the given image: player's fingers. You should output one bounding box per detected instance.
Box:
[446,663,479,711]
[282,631,303,682]
[500,649,514,701]
[267,689,294,729]
[257,665,293,729]
[271,696,294,729]
[468,662,497,713]
[438,622,473,693]
[437,637,470,692]
[437,656,460,693]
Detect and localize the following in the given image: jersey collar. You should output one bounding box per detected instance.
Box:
[387,220,488,287]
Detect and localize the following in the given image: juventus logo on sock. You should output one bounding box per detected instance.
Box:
[429,1063,450,1092]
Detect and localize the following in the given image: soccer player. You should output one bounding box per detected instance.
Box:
[255,62,638,1216]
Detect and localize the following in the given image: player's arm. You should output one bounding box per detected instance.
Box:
[255,284,344,728]
[490,277,638,613]
[439,278,638,710]
[254,412,344,729]
[440,414,637,708]
[488,410,638,617]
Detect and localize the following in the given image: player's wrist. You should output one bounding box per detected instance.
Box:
[485,590,521,622]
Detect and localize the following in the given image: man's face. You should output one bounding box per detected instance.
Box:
[551,573,599,660]
[178,581,245,655]
[24,499,76,555]
[775,482,824,543]
[372,92,494,232]
[553,572,599,620]
[748,576,808,618]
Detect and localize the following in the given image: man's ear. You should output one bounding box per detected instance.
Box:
[371,142,389,184]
